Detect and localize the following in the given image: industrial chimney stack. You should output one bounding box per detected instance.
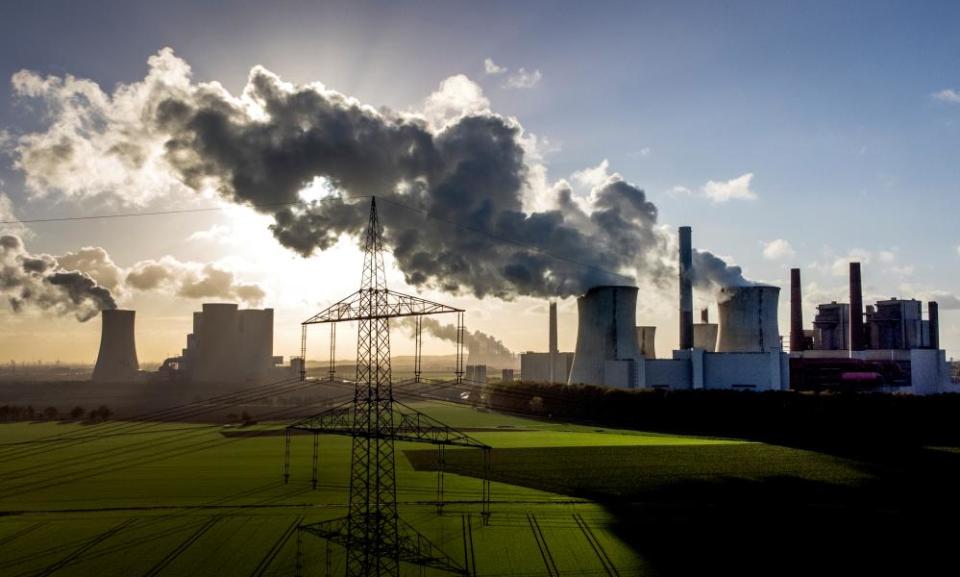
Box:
[790,268,805,352]
[549,301,558,354]
[92,309,139,382]
[849,262,865,352]
[928,301,940,350]
[679,226,694,349]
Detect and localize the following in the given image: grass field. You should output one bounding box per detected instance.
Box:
[0,400,956,576]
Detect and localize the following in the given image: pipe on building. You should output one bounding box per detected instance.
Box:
[849,262,865,351]
[790,268,805,352]
[679,226,694,350]
[929,301,940,350]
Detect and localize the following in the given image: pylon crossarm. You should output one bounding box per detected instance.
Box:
[392,401,490,449]
[396,517,468,574]
[300,517,467,576]
[288,399,356,433]
[302,290,463,325]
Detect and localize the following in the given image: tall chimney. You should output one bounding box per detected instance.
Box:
[92,309,139,382]
[929,301,940,350]
[849,262,865,351]
[679,226,694,349]
[548,301,558,354]
[790,268,805,352]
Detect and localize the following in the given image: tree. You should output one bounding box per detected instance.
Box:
[43,407,58,421]
[70,406,85,420]
[95,405,113,421]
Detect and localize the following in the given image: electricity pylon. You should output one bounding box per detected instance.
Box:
[289,198,491,577]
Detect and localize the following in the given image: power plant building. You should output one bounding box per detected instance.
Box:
[790,265,955,395]
[519,227,950,395]
[559,227,789,391]
[161,303,287,384]
[519,301,575,383]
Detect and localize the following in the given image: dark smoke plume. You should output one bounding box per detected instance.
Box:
[12,50,666,299]
[400,316,514,366]
[1,235,116,321]
[11,49,755,298]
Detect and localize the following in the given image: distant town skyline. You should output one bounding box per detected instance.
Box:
[1,0,959,363]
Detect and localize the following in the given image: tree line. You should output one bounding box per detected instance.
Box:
[0,405,113,423]
[483,381,960,449]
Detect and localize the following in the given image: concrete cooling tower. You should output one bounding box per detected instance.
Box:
[568,286,640,388]
[92,309,139,382]
[636,326,656,359]
[717,285,781,352]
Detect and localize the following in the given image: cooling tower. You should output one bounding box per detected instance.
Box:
[693,323,718,352]
[716,285,781,352]
[92,309,139,382]
[568,286,640,388]
[636,326,656,359]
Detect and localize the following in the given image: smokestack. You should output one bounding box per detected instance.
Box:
[929,301,940,350]
[790,268,805,352]
[549,301,558,354]
[849,262,865,352]
[92,309,139,382]
[568,286,641,387]
[679,226,693,349]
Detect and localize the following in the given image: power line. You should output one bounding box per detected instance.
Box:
[3,193,631,283]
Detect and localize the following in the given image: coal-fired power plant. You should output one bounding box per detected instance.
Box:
[92,309,140,382]
[716,285,781,353]
[789,261,955,395]
[567,286,641,388]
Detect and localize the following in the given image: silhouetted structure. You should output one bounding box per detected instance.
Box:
[92,309,139,382]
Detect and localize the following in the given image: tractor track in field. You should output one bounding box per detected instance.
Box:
[0,498,591,517]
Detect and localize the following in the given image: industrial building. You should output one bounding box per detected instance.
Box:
[559,226,790,391]
[92,309,141,382]
[159,303,291,384]
[519,302,575,383]
[789,264,955,395]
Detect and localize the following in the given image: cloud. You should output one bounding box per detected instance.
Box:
[0,234,116,321]
[56,246,123,290]
[483,58,506,75]
[933,89,960,104]
[10,48,195,204]
[422,74,490,130]
[570,159,611,191]
[504,68,542,89]
[187,224,231,243]
[125,257,265,305]
[0,192,29,237]
[10,49,753,299]
[702,173,758,202]
[762,239,795,260]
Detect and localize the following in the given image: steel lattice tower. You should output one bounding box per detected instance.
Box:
[288,198,491,577]
[348,199,399,576]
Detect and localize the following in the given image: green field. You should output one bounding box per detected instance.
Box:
[0,401,933,576]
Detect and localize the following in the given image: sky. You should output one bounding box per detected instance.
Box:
[1,0,959,364]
